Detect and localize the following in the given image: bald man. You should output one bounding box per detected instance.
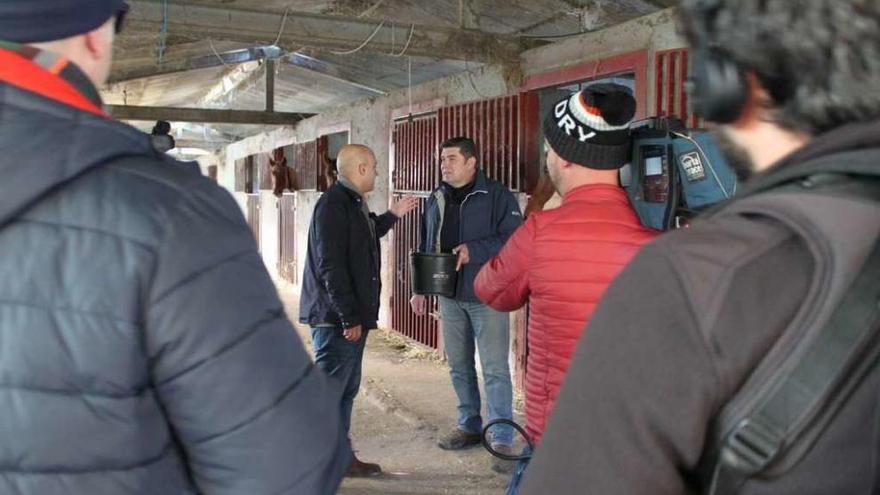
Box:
[300,144,418,476]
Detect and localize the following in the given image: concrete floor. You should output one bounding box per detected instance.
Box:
[278,286,522,495]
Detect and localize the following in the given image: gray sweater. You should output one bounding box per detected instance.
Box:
[520,125,880,494]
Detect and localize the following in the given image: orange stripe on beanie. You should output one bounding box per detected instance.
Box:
[542,83,637,170]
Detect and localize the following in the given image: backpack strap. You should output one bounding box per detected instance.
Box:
[707,228,880,495]
[701,173,880,495]
[737,151,878,197]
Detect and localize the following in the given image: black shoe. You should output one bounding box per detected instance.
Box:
[437,429,482,450]
[346,454,382,477]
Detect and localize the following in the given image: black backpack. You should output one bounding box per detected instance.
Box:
[696,154,880,495]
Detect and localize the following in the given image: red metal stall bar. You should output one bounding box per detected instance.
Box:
[391,193,439,348]
[655,49,703,129]
[391,116,441,349]
[390,95,526,349]
[666,51,676,124]
[437,95,524,192]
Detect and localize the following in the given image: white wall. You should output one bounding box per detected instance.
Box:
[231,192,248,224]
[259,191,280,277]
[193,153,220,178]
[294,191,320,290]
[521,9,682,77]
[521,9,684,114]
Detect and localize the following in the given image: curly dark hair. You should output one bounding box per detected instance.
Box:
[679,0,880,134]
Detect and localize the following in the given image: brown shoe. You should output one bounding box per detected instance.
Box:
[437,428,482,450]
[346,454,382,477]
[490,444,516,474]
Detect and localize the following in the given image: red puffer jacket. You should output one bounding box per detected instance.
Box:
[475,184,658,444]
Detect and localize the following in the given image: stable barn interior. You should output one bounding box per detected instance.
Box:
[105,0,694,394]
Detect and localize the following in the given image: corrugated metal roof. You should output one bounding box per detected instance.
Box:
[105,0,676,155]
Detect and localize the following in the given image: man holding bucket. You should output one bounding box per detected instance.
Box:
[410,136,523,473]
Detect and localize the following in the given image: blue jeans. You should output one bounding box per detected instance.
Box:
[439,297,513,445]
[311,326,367,437]
[506,446,532,495]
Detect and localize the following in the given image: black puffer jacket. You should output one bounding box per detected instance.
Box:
[0,70,349,493]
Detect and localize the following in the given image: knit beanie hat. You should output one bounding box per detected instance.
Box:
[0,0,127,44]
[543,83,637,169]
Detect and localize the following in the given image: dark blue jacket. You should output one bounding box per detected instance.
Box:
[300,183,398,329]
[419,169,523,301]
[0,64,349,494]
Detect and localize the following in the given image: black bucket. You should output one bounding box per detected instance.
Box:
[410,252,458,297]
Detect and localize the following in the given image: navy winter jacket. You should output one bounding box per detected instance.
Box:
[0,59,349,494]
[299,183,398,329]
[419,169,523,301]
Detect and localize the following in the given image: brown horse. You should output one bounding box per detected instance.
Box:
[269,148,297,197]
[321,151,338,190]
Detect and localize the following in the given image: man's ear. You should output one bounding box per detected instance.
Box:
[467,156,478,170]
[83,23,112,62]
[730,72,771,131]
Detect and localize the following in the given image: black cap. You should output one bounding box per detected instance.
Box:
[0,0,127,43]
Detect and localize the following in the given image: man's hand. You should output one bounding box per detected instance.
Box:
[389,196,419,218]
[452,244,470,271]
[410,294,426,315]
[343,324,363,342]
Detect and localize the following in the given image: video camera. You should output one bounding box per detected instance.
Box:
[621,117,737,230]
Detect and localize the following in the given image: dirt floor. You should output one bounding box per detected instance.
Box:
[279,287,523,495]
[339,334,512,495]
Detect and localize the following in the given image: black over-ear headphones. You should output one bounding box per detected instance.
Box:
[687,0,749,123]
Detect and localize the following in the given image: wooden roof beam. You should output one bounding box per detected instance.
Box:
[107,105,312,125]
